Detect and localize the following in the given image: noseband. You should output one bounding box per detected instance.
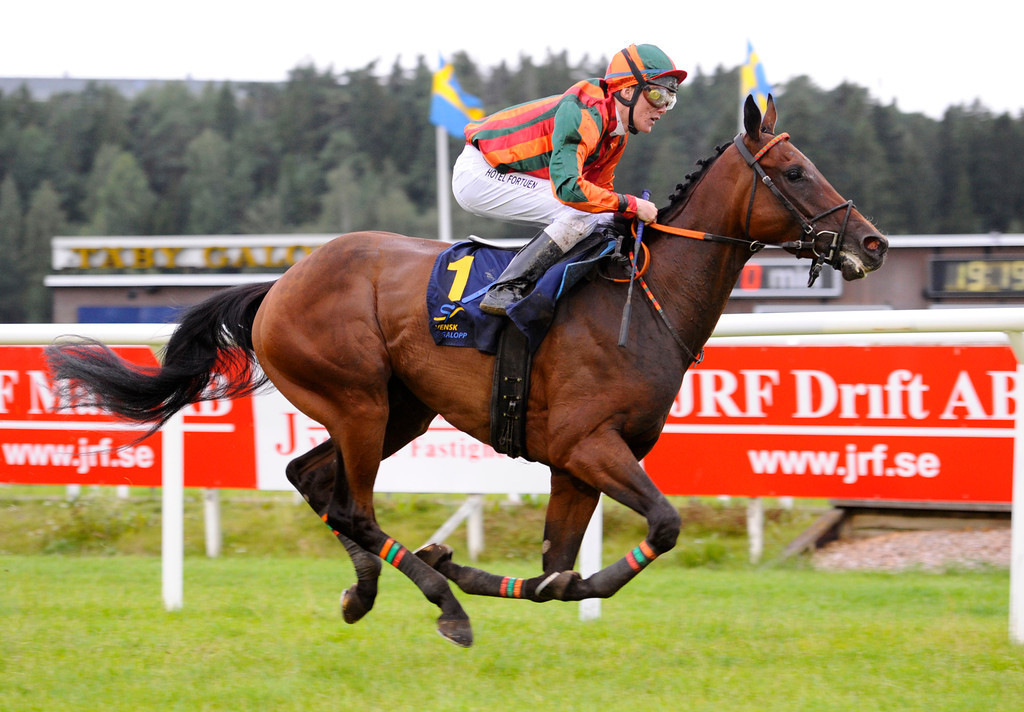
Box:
[732,132,854,286]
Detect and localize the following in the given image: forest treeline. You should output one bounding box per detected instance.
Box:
[1,50,1022,321]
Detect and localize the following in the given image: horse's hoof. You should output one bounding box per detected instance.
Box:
[415,543,454,569]
[436,616,473,647]
[534,570,582,601]
[340,585,370,624]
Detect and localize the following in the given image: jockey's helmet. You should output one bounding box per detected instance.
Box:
[604,44,687,94]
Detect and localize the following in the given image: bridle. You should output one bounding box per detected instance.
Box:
[617,130,858,362]
[732,132,854,286]
[650,131,855,286]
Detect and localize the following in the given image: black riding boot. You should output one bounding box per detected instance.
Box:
[479,230,564,316]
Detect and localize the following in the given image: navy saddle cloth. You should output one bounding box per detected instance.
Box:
[426,235,617,354]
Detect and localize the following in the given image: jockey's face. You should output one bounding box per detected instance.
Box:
[615,85,669,134]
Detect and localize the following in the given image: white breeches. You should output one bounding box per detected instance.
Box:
[452,144,614,252]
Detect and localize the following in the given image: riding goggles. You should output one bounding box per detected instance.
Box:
[642,79,678,110]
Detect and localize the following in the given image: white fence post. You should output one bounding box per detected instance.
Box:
[579,495,603,621]
[161,409,185,611]
[747,498,764,565]
[203,489,222,558]
[466,495,484,562]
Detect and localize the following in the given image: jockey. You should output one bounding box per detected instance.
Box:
[452,43,687,316]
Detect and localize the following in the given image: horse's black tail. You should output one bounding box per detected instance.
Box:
[45,281,275,435]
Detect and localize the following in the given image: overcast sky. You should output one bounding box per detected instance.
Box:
[3,1,1020,119]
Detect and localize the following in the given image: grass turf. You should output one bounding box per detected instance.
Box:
[2,490,1022,710]
[2,561,1023,710]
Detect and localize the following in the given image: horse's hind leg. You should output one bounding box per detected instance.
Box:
[298,378,472,645]
[286,440,381,623]
[287,380,438,625]
[326,422,473,646]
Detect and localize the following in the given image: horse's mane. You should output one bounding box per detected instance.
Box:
[660,140,732,217]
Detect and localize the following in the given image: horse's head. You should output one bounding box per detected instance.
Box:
[734,95,887,283]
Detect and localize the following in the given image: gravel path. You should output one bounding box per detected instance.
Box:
[812,528,1012,572]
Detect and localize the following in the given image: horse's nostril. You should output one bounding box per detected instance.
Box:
[864,234,888,254]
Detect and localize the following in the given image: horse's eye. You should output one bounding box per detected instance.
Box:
[783,168,803,181]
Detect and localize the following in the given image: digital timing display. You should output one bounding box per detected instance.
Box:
[929,257,1024,296]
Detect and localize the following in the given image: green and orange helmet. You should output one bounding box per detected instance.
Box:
[605,44,687,133]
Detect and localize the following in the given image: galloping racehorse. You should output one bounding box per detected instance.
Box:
[47,97,887,646]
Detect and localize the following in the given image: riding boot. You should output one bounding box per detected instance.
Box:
[479,230,565,316]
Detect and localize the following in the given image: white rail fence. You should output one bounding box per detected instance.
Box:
[3,308,1024,641]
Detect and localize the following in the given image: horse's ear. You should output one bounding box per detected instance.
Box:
[761,94,778,134]
[743,95,761,141]
[744,94,779,140]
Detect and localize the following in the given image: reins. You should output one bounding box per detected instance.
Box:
[646,222,767,253]
[612,230,703,365]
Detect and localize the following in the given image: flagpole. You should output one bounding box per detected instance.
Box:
[739,42,749,134]
[431,55,483,243]
[739,79,745,134]
[436,124,453,243]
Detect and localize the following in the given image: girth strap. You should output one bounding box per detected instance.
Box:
[490,324,532,459]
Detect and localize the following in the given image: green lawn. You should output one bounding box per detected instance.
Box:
[2,557,1022,712]
[2,490,1022,711]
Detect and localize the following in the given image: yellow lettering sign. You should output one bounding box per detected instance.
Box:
[204,247,228,268]
[98,248,125,269]
[62,243,319,271]
[159,247,183,268]
[68,247,99,269]
[130,248,155,269]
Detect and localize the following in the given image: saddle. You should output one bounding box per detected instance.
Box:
[426,229,627,459]
[426,231,620,354]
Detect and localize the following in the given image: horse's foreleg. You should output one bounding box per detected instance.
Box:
[555,433,681,601]
[416,469,596,602]
[542,468,601,572]
[422,433,680,603]
[417,543,582,601]
[416,467,599,602]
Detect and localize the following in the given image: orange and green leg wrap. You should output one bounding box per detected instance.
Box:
[378,537,409,568]
[419,551,552,601]
[562,539,660,601]
[498,576,526,599]
[625,540,658,572]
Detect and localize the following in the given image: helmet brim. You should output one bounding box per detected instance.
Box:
[651,69,688,85]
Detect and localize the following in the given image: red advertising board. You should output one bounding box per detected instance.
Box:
[5,343,1019,502]
[180,388,257,489]
[0,346,164,486]
[643,345,1017,503]
[0,346,256,488]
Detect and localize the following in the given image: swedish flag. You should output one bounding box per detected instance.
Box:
[430,58,485,138]
[740,41,772,112]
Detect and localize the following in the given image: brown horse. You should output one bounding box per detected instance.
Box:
[46,96,886,647]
